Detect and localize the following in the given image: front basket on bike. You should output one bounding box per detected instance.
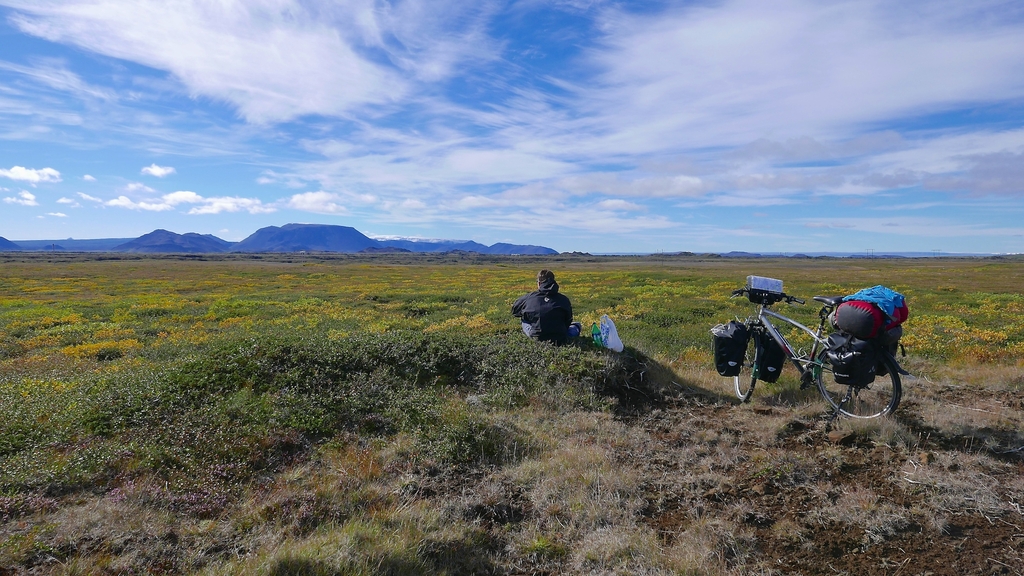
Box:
[745,276,785,305]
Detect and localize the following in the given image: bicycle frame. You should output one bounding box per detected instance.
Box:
[753,305,830,377]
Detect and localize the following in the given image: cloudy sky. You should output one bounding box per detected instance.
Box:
[2,0,1023,253]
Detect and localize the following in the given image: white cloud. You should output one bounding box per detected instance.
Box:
[588,0,1024,148]
[702,191,800,208]
[923,151,1024,195]
[2,0,497,123]
[287,191,348,214]
[123,182,157,194]
[56,196,80,207]
[187,196,275,215]
[398,198,426,210]
[596,199,645,211]
[269,0,1024,212]
[106,195,173,211]
[563,174,706,198]
[77,192,102,202]
[454,195,499,210]
[256,170,308,188]
[411,204,676,235]
[103,189,274,214]
[0,166,61,184]
[3,190,38,206]
[798,216,1024,238]
[0,59,115,100]
[141,163,176,177]
[46,212,67,217]
[162,190,203,205]
[82,174,96,181]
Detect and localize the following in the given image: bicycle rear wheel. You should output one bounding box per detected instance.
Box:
[815,348,901,418]
[733,331,759,402]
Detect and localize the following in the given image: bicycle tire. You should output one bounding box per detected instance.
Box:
[733,330,759,402]
[815,348,901,418]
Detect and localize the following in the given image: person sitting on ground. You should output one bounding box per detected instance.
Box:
[511,269,582,345]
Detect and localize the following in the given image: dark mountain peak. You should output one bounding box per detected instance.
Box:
[376,238,557,255]
[0,236,23,251]
[233,223,380,253]
[114,229,232,253]
[486,242,558,255]
[361,246,412,253]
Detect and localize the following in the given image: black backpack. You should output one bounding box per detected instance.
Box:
[712,321,749,377]
[826,332,878,386]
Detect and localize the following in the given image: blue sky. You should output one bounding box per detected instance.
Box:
[2,0,1024,254]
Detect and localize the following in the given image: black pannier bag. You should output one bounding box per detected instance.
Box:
[758,332,786,383]
[826,332,878,386]
[712,320,749,377]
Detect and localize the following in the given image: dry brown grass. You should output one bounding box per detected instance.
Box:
[900,452,1023,518]
[4,256,1024,575]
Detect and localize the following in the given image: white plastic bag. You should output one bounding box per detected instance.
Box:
[599,314,624,352]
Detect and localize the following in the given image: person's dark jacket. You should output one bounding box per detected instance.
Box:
[511,277,573,344]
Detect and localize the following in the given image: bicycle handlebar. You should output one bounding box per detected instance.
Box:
[731,287,805,305]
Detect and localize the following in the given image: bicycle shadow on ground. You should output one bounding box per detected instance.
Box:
[896,403,1024,464]
[588,343,741,416]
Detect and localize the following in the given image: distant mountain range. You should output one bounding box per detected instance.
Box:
[12,238,133,251]
[3,229,1007,257]
[0,236,21,251]
[4,224,559,255]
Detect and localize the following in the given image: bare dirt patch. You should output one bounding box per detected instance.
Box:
[619,390,1024,575]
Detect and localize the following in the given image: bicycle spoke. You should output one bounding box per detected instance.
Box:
[815,349,901,418]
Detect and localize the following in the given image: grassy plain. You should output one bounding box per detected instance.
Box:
[1,252,1022,575]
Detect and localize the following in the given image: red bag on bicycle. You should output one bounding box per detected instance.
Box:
[833,300,885,339]
[885,301,909,330]
[834,299,909,339]
[835,285,909,339]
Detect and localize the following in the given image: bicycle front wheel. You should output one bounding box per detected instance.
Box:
[733,333,758,402]
[815,349,901,418]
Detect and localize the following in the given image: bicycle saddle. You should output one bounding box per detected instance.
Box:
[813,295,845,307]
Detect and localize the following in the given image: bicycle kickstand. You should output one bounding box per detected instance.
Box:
[825,387,853,431]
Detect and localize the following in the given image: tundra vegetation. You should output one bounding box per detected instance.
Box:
[1,252,1022,575]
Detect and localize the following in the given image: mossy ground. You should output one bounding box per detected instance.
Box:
[1,253,1022,574]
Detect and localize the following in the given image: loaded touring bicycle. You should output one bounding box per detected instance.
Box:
[712,276,909,420]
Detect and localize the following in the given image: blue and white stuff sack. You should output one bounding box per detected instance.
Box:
[599,314,624,352]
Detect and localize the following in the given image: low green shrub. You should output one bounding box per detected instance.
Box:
[0,330,661,497]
